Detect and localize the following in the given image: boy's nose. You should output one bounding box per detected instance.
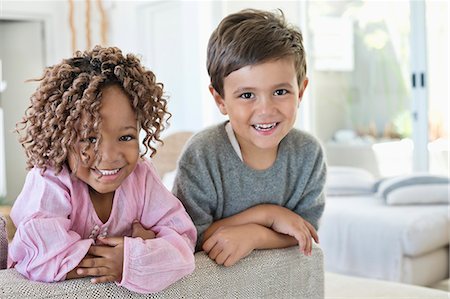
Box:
[257,96,276,114]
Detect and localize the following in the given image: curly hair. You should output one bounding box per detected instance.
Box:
[16,45,170,174]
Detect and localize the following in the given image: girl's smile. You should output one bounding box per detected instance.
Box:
[92,167,124,183]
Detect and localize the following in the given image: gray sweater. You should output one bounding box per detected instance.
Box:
[173,122,326,249]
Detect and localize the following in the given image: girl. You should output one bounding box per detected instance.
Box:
[8,46,196,294]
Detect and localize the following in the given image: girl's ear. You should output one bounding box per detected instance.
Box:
[297,77,309,107]
[209,85,228,115]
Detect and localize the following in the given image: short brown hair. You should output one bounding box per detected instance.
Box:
[16,46,170,174]
[207,9,307,96]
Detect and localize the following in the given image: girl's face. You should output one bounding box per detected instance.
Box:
[68,85,139,198]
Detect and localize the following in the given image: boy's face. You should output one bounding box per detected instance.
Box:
[68,85,139,199]
[211,57,308,158]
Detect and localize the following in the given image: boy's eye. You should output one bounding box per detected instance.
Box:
[119,135,134,142]
[274,89,288,96]
[239,92,254,100]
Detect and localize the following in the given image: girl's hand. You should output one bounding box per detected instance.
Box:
[66,253,95,280]
[131,220,156,240]
[76,237,124,283]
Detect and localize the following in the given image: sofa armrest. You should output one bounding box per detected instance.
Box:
[0,244,324,298]
[0,215,7,269]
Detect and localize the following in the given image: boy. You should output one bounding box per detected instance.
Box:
[173,9,326,267]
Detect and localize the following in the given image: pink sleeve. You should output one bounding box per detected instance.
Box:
[8,168,94,282]
[118,161,196,293]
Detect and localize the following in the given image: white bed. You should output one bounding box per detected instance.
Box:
[319,193,449,286]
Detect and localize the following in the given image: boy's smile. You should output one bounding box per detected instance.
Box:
[211,57,308,169]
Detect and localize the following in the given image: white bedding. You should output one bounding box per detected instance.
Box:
[319,194,449,285]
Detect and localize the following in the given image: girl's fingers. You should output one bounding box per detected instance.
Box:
[77,266,109,277]
[88,245,106,256]
[78,257,100,268]
[91,275,117,284]
[96,237,123,246]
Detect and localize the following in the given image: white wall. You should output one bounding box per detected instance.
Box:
[1,1,72,203]
[119,1,312,136]
[0,0,314,202]
[0,0,135,202]
[2,0,71,64]
[0,107,6,198]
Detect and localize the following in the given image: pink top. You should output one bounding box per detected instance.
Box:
[8,159,196,294]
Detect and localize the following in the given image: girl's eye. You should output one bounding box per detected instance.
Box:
[274,89,288,96]
[87,137,97,144]
[239,92,254,100]
[119,135,134,142]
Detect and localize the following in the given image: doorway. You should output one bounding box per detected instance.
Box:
[0,20,45,204]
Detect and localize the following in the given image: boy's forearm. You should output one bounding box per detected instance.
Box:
[252,225,298,249]
[203,204,277,240]
[203,222,298,251]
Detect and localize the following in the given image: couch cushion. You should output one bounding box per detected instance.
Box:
[403,246,449,286]
[320,194,449,285]
[0,246,324,298]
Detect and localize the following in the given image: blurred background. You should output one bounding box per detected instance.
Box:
[0,0,448,204]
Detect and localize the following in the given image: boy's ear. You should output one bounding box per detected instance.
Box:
[297,77,309,107]
[209,85,228,115]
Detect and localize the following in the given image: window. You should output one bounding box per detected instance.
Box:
[307,0,448,176]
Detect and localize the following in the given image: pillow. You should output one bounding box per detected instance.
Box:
[377,174,450,205]
[326,166,376,196]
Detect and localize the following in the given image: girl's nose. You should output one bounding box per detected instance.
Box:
[98,140,119,163]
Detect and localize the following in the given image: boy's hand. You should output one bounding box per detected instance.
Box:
[131,220,156,240]
[75,237,124,283]
[269,208,319,256]
[202,224,258,267]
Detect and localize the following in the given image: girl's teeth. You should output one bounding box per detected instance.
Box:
[254,123,277,131]
[98,168,120,176]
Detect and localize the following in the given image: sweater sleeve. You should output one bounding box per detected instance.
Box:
[293,141,327,230]
[118,161,196,294]
[172,144,218,251]
[8,168,93,282]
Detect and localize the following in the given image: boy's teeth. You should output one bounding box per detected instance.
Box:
[253,123,277,131]
[98,168,120,176]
